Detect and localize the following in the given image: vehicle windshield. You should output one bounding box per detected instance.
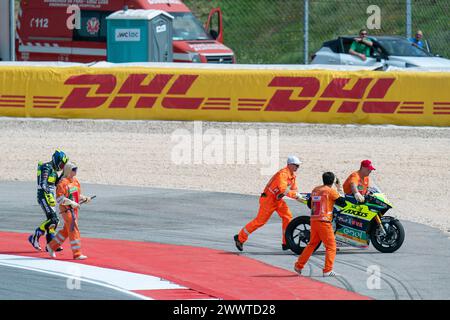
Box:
[171,12,212,41]
[376,38,432,57]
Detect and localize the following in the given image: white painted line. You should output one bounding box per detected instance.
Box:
[0,260,151,300]
[0,254,186,298]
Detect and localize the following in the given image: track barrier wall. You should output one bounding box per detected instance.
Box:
[0,65,449,126]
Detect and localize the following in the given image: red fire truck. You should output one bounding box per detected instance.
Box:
[15,0,235,63]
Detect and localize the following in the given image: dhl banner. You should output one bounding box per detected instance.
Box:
[0,66,449,126]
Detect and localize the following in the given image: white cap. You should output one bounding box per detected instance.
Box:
[287,155,302,166]
[63,161,78,178]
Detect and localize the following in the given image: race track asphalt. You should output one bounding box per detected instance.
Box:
[1,181,449,300]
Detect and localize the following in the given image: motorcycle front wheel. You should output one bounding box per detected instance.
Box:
[370,217,405,253]
[285,216,321,255]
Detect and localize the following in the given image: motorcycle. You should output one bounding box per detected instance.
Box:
[285,186,405,254]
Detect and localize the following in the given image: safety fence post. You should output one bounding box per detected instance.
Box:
[406,0,412,39]
[304,0,309,64]
[10,0,15,61]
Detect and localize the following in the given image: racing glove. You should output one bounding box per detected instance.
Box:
[355,192,365,203]
[42,184,51,194]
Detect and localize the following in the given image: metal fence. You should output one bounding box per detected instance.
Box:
[186,0,450,64]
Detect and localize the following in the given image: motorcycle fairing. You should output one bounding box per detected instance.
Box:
[332,200,379,247]
[335,201,379,222]
[335,212,370,231]
[335,224,370,248]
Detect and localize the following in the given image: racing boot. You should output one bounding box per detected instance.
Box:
[28,229,43,251]
[46,232,63,252]
[45,245,64,252]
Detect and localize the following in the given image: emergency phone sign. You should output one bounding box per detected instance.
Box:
[115,29,141,41]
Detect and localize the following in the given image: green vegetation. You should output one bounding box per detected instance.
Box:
[185,0,449,63]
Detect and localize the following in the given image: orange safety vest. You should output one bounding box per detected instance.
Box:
[263,167,298,200]
[343,171,369,196]
[310,185,340,222]
[57,177,81,217]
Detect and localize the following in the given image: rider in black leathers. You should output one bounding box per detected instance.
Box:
[28,150,68,251]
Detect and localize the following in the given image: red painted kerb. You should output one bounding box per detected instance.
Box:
[0,231,369,300]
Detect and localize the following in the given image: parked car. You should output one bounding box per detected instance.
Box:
[311,36,450,68]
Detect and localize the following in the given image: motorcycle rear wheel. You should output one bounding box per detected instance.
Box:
[370,217,405,253]
[285,216,321,255]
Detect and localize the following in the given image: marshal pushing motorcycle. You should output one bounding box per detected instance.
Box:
[285,185,405,254]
